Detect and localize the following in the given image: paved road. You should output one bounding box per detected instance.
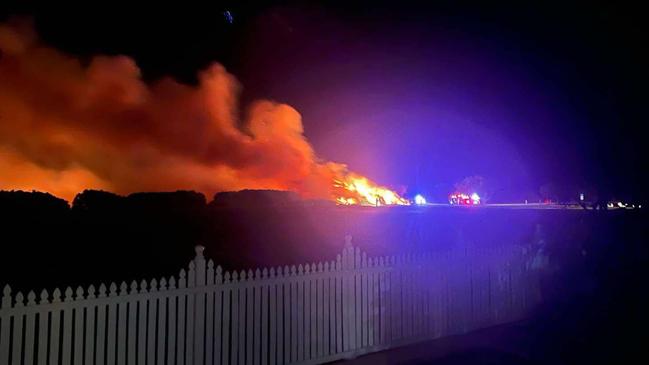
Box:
[336,321,540,365]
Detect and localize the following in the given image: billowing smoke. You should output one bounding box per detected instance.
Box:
[0,19,363,202]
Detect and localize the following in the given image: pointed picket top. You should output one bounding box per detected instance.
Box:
[283,265,289,276]
[15,292,25,308]
[215,266,223,284]
[344,234,353,248]
[310,263,316,273]
[52,288,62,303]
[194,244,205,259]
[269,267,276,278]
[248,269,254,281]
[169,276,177,289]
[159,278,168,291]
[39,289,50,305]
[207,260,215,278]
[224,271,232,283]
[291,265,297,276]
[323,261,330,272]
[355,247,361,268]
[240,270,247,282]
[187,263,196,286]
[75,286,85,301]
[27,291,37,306]
[64,287,74,302]
[109,283,118,297]
[87,285,96,299]
[304,264,310,274]
[262,268,268,278]
[119,282,128,296]
[179,270,187,288]
[367,257,374,268]
[130,281,139,294]
[139,279,148,294]
[232,271,239,283]
[255,268,261,280]
[149,278,158,292]
[1,284,11,309]
[97,283,106,298]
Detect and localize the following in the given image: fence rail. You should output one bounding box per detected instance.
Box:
[0,236,539,365]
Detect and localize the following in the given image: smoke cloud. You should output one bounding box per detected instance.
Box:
[0,20,363,201]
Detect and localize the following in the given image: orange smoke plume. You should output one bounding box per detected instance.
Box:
[0,19,407,205]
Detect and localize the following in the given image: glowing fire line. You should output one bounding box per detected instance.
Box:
[333,175,409,206]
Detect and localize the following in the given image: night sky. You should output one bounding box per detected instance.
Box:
[1,1,646,202]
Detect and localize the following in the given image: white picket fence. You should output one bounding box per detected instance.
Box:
[0,236,539,365]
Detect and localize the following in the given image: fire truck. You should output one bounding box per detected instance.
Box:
[449,192,481,205]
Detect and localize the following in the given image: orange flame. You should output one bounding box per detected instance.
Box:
[333,173,410,206]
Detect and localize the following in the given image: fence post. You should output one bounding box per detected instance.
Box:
[0,285,11,364]
[193,245,207,365]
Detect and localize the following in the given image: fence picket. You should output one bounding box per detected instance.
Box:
[186,264,195,365]
[269,270,277,365]
[146,279,158,365]
[37,291,49,365]
[231,271,240,365]
[260,269,268,365]
[361,254,369,348]
[253,270,262,365]
[24,292,36,365]
[206,262,214,365]
[167,278,177,365]
[282,270,290,365]
[290,267,298,363]
[62,289,73,365]
[177,271,187,365]
[222,273,231,365]
[238,271,247,365]
[193,248,206,365]
[324,264,332,357]
[137,281,148,365]
[246,271,254,365]
[335,255,343,354]
[117,283,128,365]
[128,282,139,365]
[106,284,118,365]
[85,286,97,365]
[157,279,167,365]
[214,267,223,365]
[11,292,24,365]
[0,286,10,364]
[316,265,324,359]
[72,303,84,365]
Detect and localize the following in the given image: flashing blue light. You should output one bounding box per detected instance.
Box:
[414,194,427,205]
[224,11,234,24]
